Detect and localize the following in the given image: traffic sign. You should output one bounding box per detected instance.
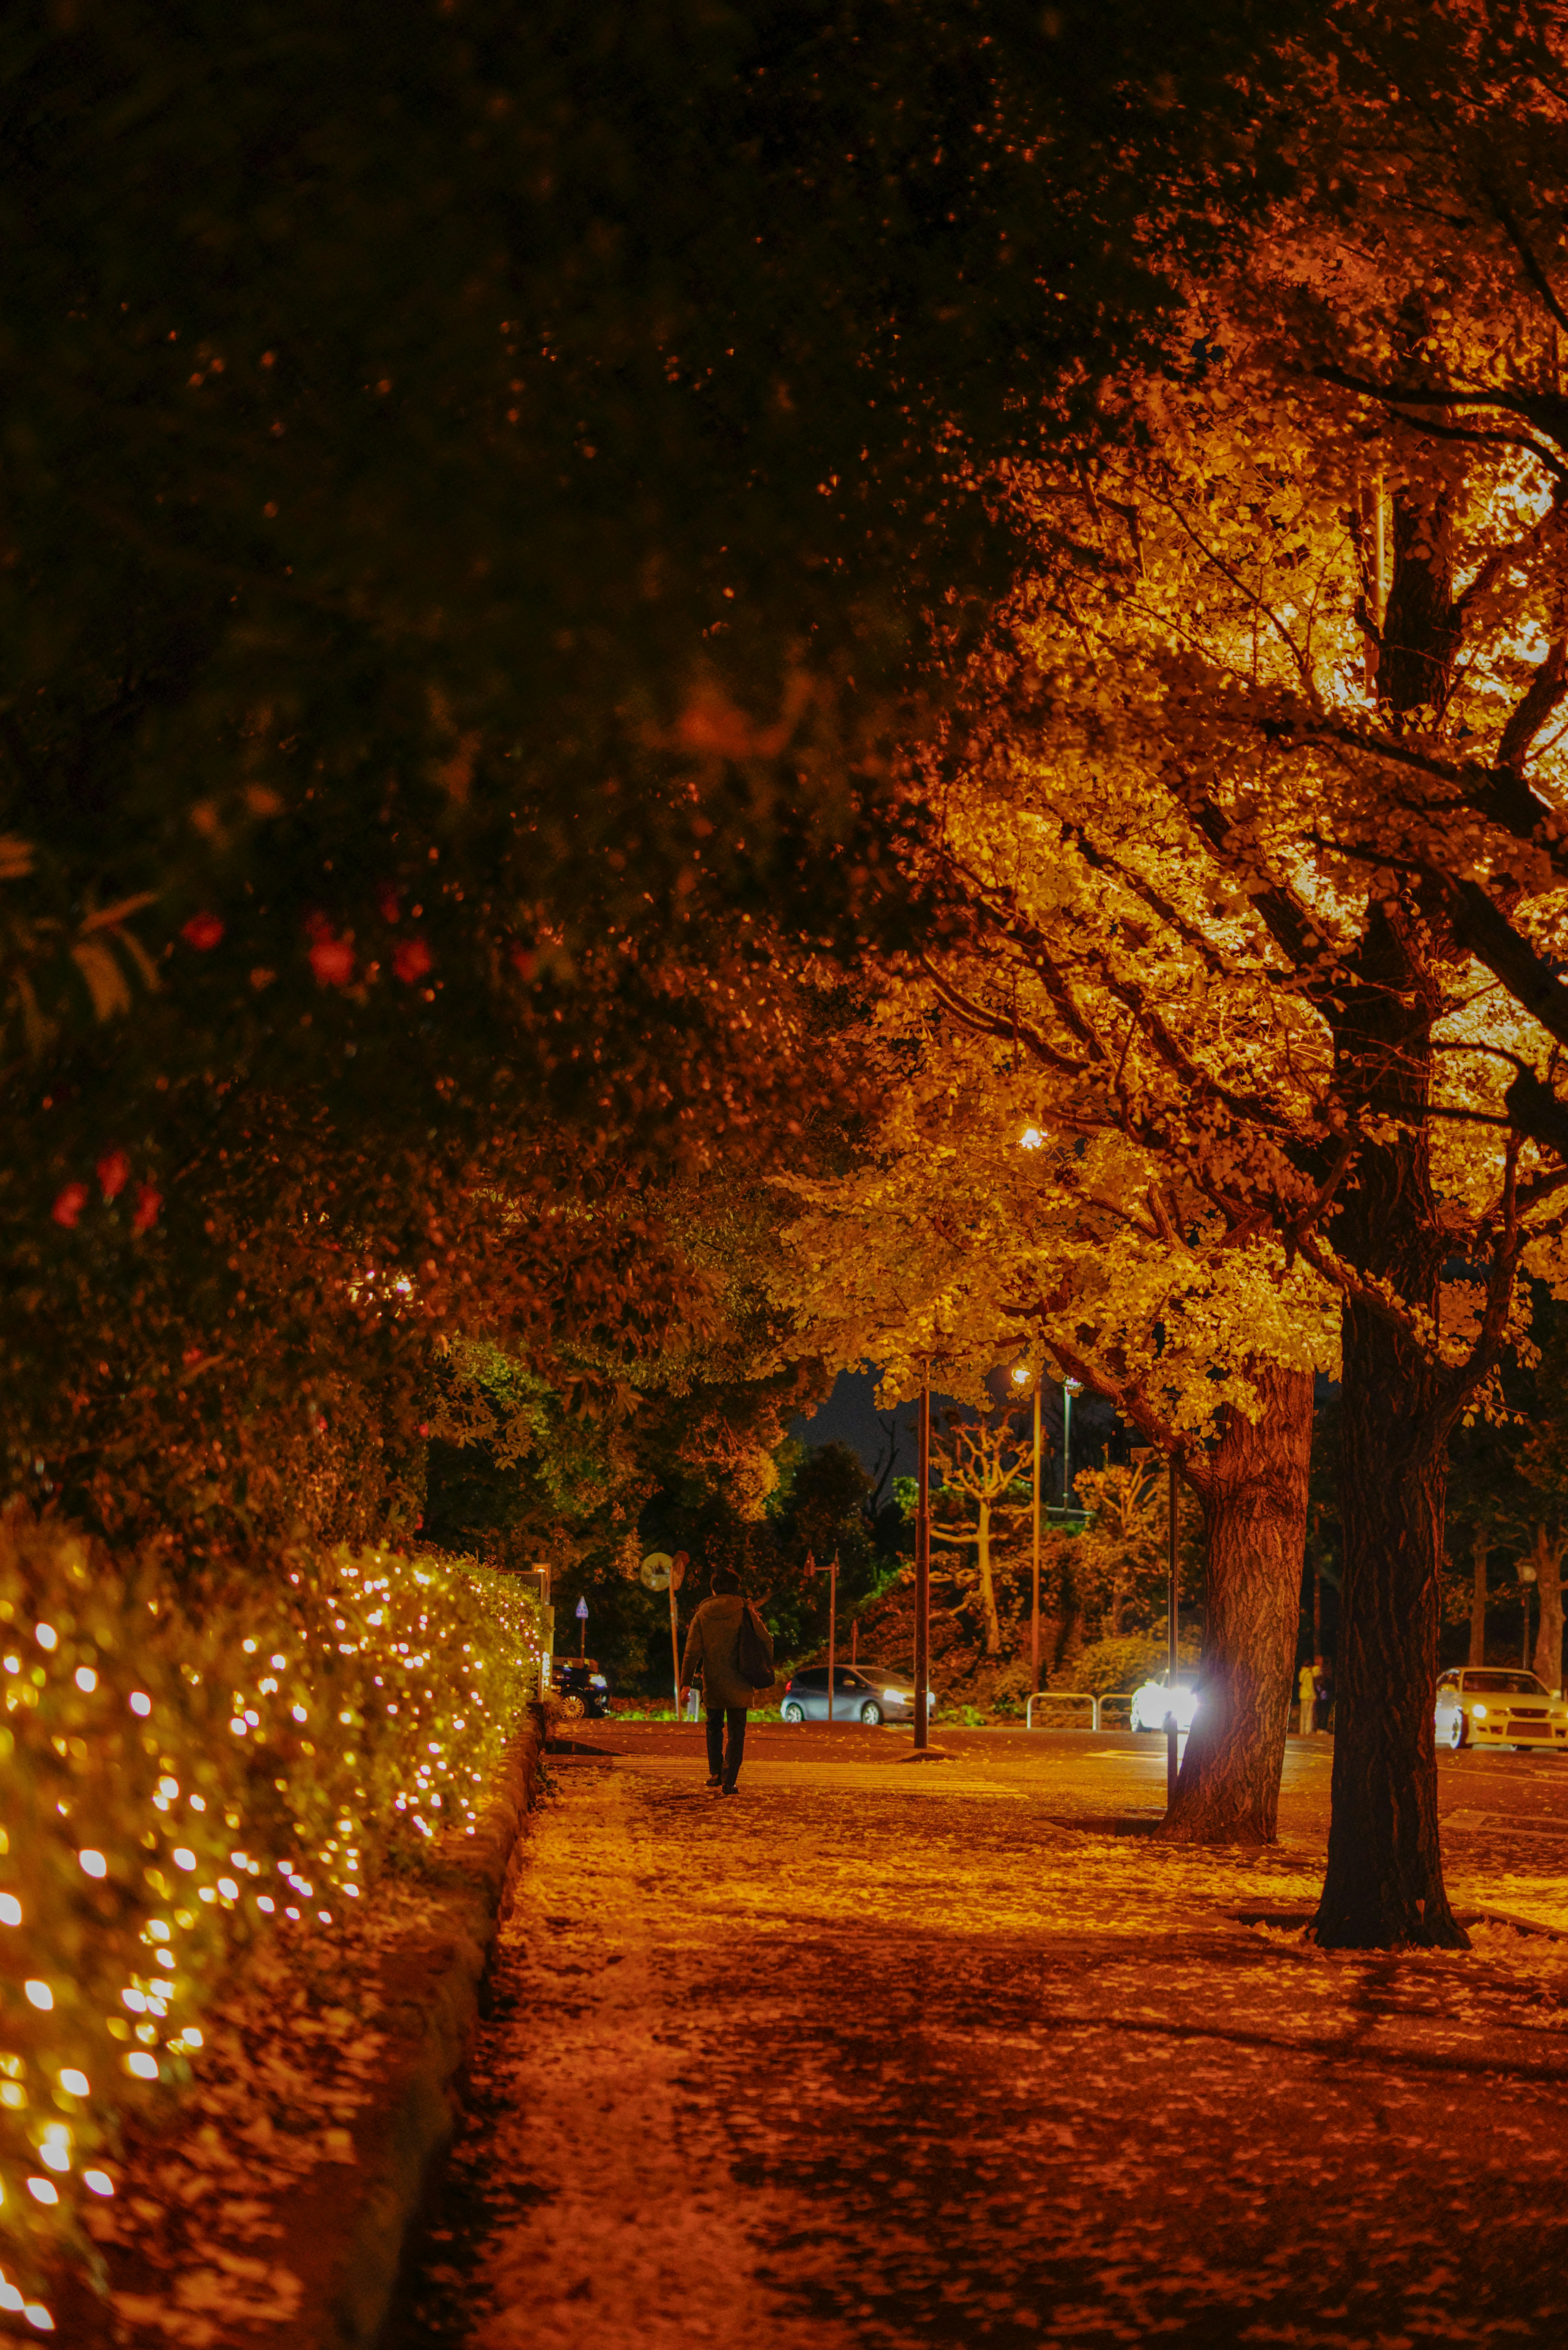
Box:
[575,1596,589,1618]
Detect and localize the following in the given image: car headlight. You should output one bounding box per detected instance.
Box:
[1472,1703,1488,1720]
[882,1689,910,1703]
[590,1675,608,1689]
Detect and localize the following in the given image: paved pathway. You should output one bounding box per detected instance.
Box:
[392,1728,1568,2349]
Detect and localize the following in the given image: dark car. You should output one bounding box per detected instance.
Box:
[551,1657,612,1721]
[779,1666,934,1726]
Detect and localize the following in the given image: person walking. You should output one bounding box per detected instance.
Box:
[680,1565,771,1796]
[1297,1656,1319,1737]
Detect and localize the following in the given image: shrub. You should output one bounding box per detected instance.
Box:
[1052,1631,1201,1698]
[0,1513,538,2328]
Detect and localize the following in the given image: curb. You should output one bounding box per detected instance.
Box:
[275,1705,546,2350]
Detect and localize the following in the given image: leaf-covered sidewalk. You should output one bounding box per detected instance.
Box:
[394,1733,1568,2350]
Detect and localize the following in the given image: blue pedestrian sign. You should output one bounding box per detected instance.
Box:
[575,1597,588,1619]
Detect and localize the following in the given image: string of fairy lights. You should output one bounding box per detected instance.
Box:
[0,1528,539,2333]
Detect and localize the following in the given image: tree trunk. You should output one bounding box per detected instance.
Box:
[1314,1296,1466,1949]
[1155,1361,1313,1847]
[1469,1528,1488,1668]
[1532,1527,1565,1694]
[975,1502,1000,1654]
[1308,483,1474,1951]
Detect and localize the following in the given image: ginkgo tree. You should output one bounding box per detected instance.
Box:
[916,5,1568,1944]
[778,1012,1335,1845]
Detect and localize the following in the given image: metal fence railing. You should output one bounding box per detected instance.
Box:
[1024,1690,1138,1731]
[1025,1691,1098,1730]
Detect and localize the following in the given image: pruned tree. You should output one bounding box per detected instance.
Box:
[930,1414,1032,1654]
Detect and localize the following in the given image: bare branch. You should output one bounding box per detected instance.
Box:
[1483,179,1568,343]
[1499,637,1568,774]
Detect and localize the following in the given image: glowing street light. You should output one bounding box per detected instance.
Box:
[1061,1376,1082,1512]
[1020,1126,1047,1150]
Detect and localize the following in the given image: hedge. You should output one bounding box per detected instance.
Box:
[0,1512,539,2332]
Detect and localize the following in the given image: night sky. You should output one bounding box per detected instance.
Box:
[791,1365,1123,1492]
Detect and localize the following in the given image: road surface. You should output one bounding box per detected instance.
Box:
[389,1723,1568,2349]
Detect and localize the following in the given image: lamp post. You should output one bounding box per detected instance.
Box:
[827,1552,838,1726]
[668,1550,688,1719]
[1062,1376,1082,1512]
[1522,1559,1538,1670]
[1011,1358,1044,1695]
[1166,1457,1180,1808]
[915,1364,931,1752]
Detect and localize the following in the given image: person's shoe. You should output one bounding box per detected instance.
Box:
[721,1785,740,1797]
[704,1773,722,1788]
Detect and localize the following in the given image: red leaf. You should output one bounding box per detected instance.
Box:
[309,936,355,987]
[393,937,432,984]
[376,887,400,924]
[131,1185,163,1236]
[181,912,224,951]
[52,1182,89,1229]
[97,1148,131,1202]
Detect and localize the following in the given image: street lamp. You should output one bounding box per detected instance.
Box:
[1061,1376,1082,1512]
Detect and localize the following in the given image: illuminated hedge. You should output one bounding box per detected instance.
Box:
[0,1515,538,2332]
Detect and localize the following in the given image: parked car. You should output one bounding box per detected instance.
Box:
[1435,1667,1568,1752]
[1129,1672,1200,1735]
[550,1657,612,1721]
[779,1666,934,1726]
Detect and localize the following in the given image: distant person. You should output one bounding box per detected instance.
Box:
[1297,1657,1319,1737]
[1315,1656,1333,1734]
[680,1565,772,1796]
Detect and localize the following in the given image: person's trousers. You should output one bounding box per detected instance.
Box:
[706,1705,747,1790]
[1299,1699,1316,1735]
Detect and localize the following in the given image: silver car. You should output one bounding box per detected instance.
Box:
[779,1666,933,1726]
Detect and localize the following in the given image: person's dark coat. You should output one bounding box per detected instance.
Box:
[682,1592,768,1710]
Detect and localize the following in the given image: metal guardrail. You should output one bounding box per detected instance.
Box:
[1026,1691,1098,1730]
[1024,1690,1137,1731]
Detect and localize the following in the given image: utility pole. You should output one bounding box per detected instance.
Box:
[669,1564,683,1720]
[1031,1367,1042,1695]
[1166,1456,1180,1810]
[826,1553,838,1726]
[1312,1506,1322,1659]
[915,1365,931,1752]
